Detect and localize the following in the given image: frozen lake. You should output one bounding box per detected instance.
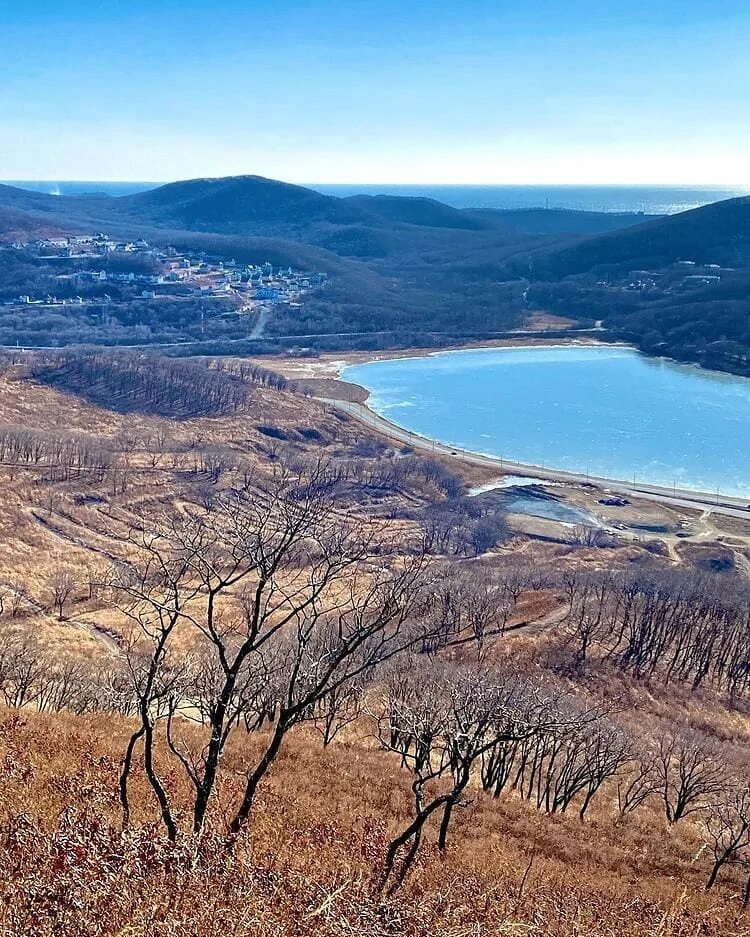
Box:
[343,345,750,498]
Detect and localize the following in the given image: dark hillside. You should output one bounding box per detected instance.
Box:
[0,206,70,242]
[123,176,375,233]
[474,207,661,237]
[344,194,490,230]
[526,196,750,278]
[519,197,750,375]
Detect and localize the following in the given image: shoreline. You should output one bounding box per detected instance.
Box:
[318,395,750,522]
[268,337,750,518]
[270,334,619,384]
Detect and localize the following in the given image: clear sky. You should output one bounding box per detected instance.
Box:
[1,0,748,184]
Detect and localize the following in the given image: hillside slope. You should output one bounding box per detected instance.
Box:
[528,196,750,277]
[518,197,750,374]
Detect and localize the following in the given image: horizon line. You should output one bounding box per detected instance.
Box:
[2,177,750,189]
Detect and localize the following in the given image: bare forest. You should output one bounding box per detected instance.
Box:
[0,349,749,936]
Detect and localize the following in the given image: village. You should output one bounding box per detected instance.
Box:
[596,257,734,294]
[2,233,328,334]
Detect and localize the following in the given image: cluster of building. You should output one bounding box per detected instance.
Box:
[13,233,152,256]
[597,259,734,294]
[3,235,328,315]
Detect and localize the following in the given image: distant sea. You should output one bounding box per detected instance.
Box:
[314,184,750,215]
[4,181,158,197]
[5,180,749,215]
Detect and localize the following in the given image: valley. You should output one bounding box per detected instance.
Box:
[0,179,749,936]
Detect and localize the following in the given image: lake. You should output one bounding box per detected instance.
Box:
[342,345,750,498]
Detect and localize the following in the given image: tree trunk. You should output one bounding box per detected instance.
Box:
[119,725,145,829]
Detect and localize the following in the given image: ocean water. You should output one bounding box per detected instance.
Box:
[3,181,160,197]
[3,181,748,214]
[343,345,750,498]
[314,184,750,215]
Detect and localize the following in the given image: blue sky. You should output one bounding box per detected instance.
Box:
[1,0,748,183]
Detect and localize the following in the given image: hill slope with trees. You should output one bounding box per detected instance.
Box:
[516,197,750,374]
[2,177,749,369]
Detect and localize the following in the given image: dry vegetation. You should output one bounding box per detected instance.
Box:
[0,350,748,936]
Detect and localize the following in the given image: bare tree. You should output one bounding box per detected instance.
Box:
[108,464,437,846]
[50,567,76,621]
[658,730,728,824]
[704,788,750,904]
[616,752,661,819]
[420,566,514,655]
[310,680,365,746]
[0,632,47,708]
[376,662,552,894]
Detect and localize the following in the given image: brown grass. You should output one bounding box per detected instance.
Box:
[1,708,750,937]
[1,367,749,934]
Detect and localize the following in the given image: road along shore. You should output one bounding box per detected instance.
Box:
[318,396,750,523]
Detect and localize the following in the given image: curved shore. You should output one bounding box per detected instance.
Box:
[318,395,750,522]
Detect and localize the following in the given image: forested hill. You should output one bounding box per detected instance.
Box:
[518,197,750,375]
[0,175,654,244]
[524,196,750,279]
[6,175,749,371]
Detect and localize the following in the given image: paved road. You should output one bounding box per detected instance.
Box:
[249,305,270,339]
[0,327,608,354]
[321,397,750,522]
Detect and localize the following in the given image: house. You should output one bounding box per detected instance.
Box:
[141,290,156,299]
[683,275,720,288]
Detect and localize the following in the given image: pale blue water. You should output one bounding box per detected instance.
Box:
[3,181,159,197]
[4,181,749,215]
[343,346,750,498]
[315,184,750,215]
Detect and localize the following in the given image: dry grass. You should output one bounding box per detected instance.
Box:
[0,366,749,934]
[0,708,749,936]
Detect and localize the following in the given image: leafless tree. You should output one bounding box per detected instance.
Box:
[616,752,661,819]
[420,566,515,655]
[108,464,438,845]
[658,729,728,824]
[704,787,750,904]
[376,662,554,894]
[310,680,365,746]
[0,632,47,708]
[50,567,76,621]
[558,568,750,697]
